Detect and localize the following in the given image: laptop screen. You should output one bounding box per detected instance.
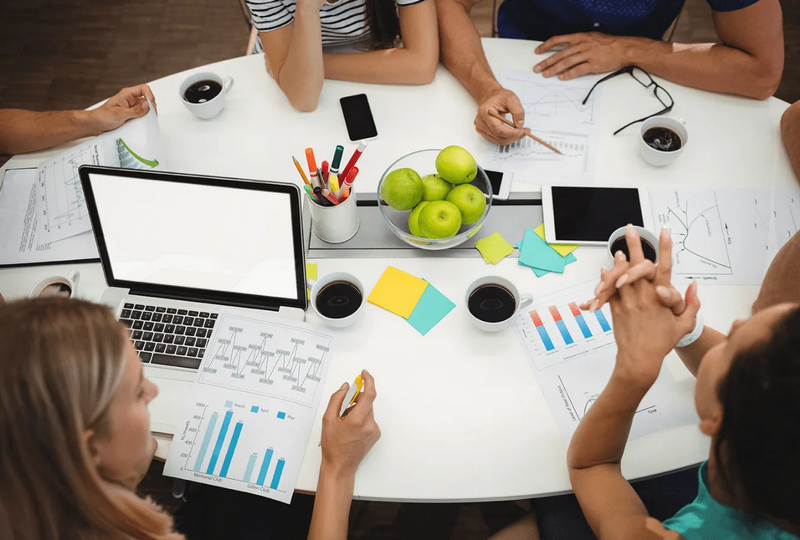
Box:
[81,167,306,310]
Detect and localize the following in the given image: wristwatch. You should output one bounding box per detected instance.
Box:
[676,313,704,348]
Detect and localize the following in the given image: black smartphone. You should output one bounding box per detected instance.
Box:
[340,94,378,141]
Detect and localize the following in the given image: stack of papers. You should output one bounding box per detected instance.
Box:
[518,225,578,277]
[367,266,455,336]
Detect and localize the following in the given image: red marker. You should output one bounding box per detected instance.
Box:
[305,148,318,187]
[321,161,329,182]
[342,166,359,190]
[322,189,340,205]
[339,142,366,184]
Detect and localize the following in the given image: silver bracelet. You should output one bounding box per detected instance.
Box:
[676,313,704,348]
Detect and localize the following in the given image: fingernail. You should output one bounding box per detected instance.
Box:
[626,223,635,235]
[594,282,604,296]
[615,275,629,288]
[589,300,600,312]
[615,250,625,261]
[656,286,670,298]
[534,65,541,73]
[558,75,565,80]
[516,120,524,127]
[340,382,348,391]
[600,267,607,276]
[142,101,149,110]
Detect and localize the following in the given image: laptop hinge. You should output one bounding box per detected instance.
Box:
[127,288,280,312]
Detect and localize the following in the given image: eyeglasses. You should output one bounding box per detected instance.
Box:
[582,66,674,135]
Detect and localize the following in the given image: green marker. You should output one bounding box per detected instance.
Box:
[330,145,344,174]
[303,184,319,202]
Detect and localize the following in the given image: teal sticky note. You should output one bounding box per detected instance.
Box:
[406,282,456,336]
[531,252,577,277]
[518,228,566,273]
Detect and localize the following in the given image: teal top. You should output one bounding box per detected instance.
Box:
[662,462,800,540]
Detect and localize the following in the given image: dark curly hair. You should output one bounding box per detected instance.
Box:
[714,305,800,526]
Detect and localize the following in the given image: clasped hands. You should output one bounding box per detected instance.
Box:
[476,32,631,145]
[583,225,701,388]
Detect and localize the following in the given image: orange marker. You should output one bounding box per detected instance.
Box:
[305,148,319,187]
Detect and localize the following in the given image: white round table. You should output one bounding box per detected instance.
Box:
[1,38,795,502]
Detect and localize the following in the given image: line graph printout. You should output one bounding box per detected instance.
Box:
[484,69,602,180]
[34,143,103,243]
[650,188,800,285]
[515,280,696,440]
[164,308,334,503]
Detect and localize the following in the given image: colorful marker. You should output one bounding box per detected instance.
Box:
[305,148,319,188]
[321,161,329,182]
[313,186,333,206]
[322,189,341,205]
[330,145,344,175]
[339,142,366,185]
[303,184,319,202]
[342,166,359,190]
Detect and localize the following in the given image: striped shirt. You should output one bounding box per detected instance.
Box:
[246,0,424,49]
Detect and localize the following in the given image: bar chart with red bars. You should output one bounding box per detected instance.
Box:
[516,280,615,369]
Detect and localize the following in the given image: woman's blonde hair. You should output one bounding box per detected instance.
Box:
[0,298,183,540]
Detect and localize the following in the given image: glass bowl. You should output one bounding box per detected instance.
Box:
[377,149,492,250]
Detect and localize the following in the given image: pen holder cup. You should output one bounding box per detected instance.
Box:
[308,191,360,244]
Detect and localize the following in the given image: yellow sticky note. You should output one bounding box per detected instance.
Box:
[534,224,577,257]
[306,262,317,300]
[367,266,429,319]
[475,232,514,264]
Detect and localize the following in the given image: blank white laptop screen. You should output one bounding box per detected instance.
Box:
[88,173,300,301]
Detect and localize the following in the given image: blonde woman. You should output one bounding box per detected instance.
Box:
[0,298,380,540]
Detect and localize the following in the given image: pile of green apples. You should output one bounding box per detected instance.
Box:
[380,146,487,239]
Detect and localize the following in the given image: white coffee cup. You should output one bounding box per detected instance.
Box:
[307,272,365,328]
[179,71,234,120]
[465,276,532,332]
[607,225,659,266]
[639,116,687,167]
[29,270,80,299]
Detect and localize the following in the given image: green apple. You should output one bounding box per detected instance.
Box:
[446,184,486,225]
[421,174,452,201]
[419,201,462,239]
[408,201,431,237]
[381,168,423,211]
[435,146,477,185]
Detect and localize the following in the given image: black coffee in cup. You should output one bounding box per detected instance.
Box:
[610,237,657,263]
[315,281,362,319]
[643,126,682,152]
[468,284,516,323]
[184,80,222,104]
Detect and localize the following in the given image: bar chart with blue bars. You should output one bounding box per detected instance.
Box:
[169,394,297,503]
[515,280,616,370]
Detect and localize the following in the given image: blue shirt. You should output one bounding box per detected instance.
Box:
[497,0,760,42]
[662,462,800,540]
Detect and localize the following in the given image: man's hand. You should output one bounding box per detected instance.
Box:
[475,87,529,145]
[88,84,158,134]
[534,32,633,81]
[321,370,381,478]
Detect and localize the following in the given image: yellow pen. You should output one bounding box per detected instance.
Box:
[339,373,364,416]
[329,173,340,197]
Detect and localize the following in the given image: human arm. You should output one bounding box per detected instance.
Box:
[434,0,526,144]
[0,85,157,156]
[323,1,439,84]
[533,0,783,100]
[780,101,800,183]
[568,233,698,539]
[308,370,381,540]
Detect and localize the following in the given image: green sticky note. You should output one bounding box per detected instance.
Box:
[406,282,455,336]
[475,232,515,264]
[518,228,566,273]
[306,263,317,300]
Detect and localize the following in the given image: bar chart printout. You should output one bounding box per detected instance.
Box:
[514,280,696,440]
[164,308,335,504]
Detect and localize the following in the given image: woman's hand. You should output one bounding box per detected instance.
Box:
[320,370,381,477]
[608,228,700,388]
[581,227,694,316]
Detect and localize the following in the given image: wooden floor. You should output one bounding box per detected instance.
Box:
[1,1,798,538]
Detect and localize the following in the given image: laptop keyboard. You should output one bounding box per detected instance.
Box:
[119,303,216,370]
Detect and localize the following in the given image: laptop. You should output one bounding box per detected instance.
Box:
[79,166,308,434]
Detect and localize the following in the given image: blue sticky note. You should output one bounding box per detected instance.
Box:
[518,228,567,273]
[406,282,456,336]
[531,252,577,277]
